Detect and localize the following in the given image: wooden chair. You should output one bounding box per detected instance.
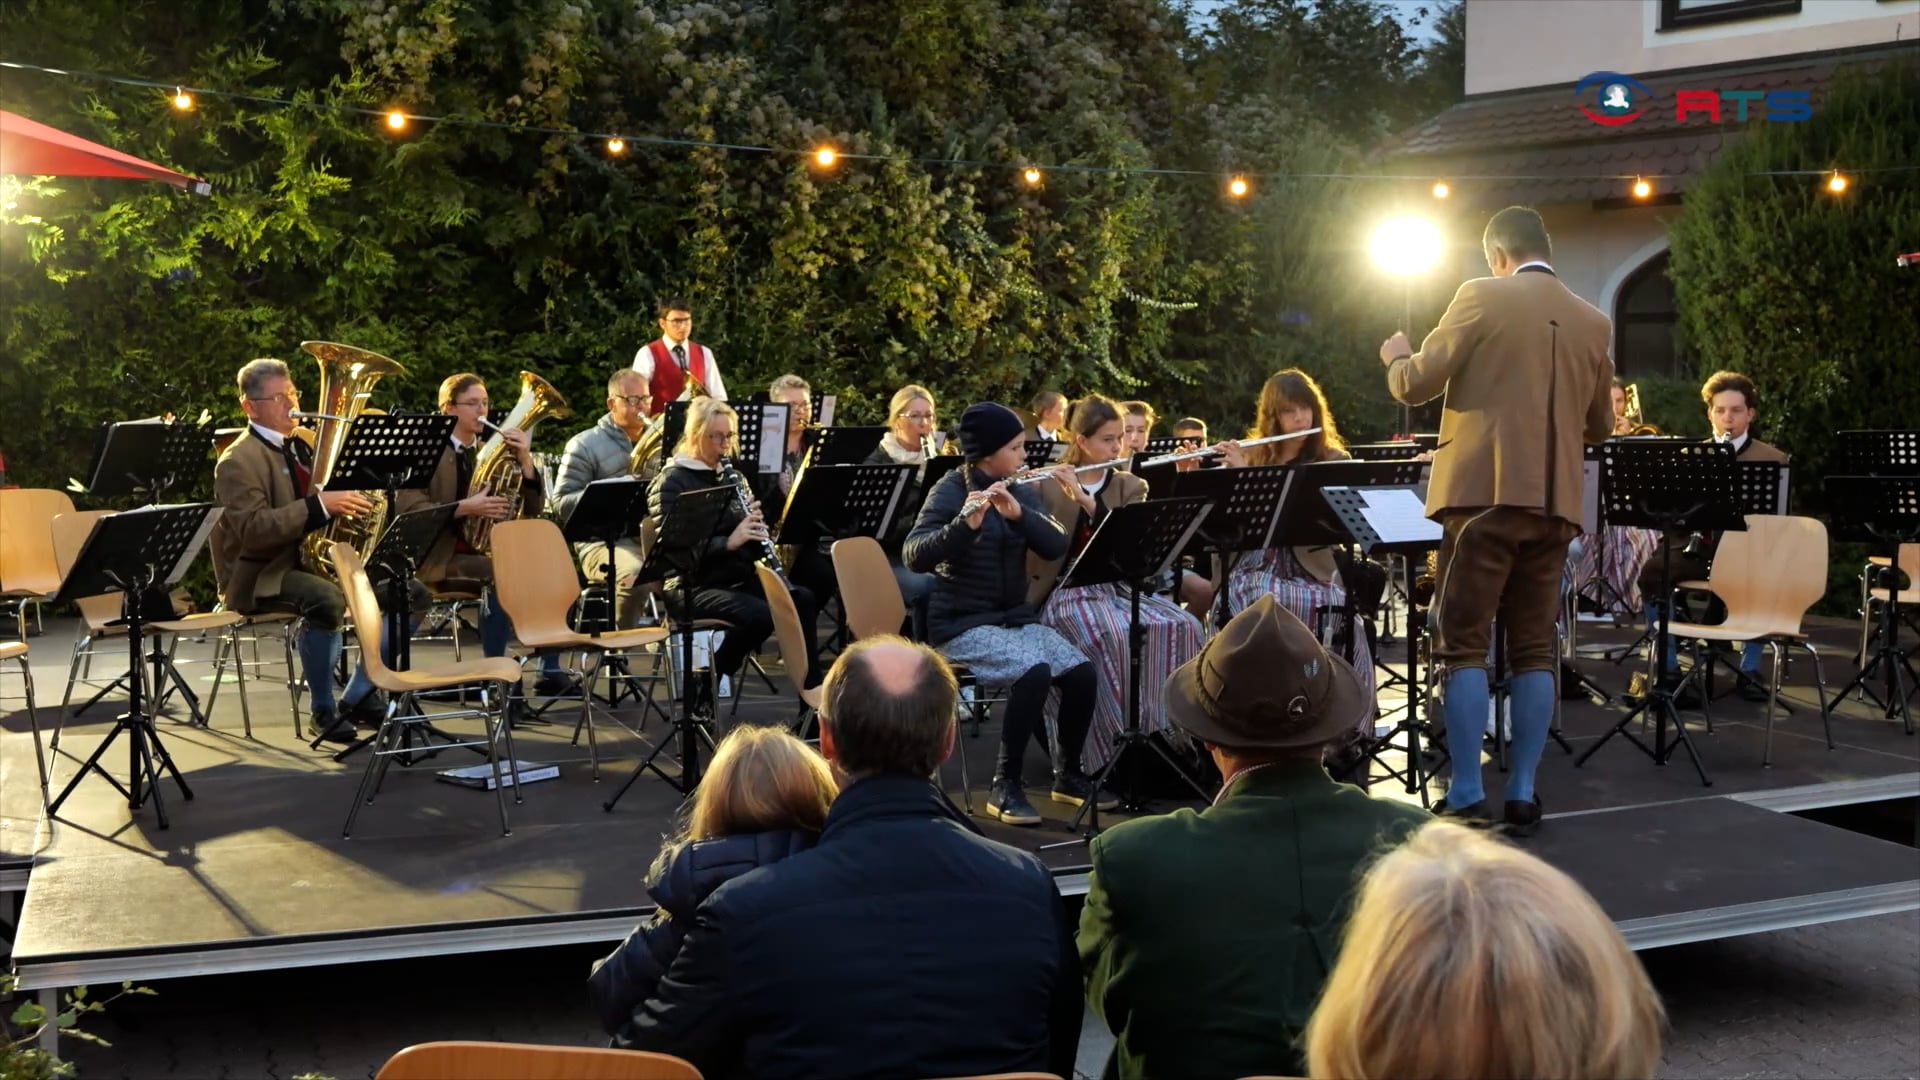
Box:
[491,518,669,778]
[2,638,51,809]
[332,542,526,837]
[47,511,247,739]
[1667,515,1832,766]
[0,488,75,639]
[924,1074,1064,1080]
[755,563,821,736]
[376,1040,701,1080]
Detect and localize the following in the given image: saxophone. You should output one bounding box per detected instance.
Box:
[462,370,572,555]
[296,341,405,579]
[718,458,788,585]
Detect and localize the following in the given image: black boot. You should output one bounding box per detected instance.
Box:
[986,774,1041,826]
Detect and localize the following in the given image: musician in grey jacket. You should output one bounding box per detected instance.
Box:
[553,370,660,629]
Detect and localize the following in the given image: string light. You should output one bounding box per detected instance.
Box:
[1632,177,1652,199]
[385,110,408,131]
[606,138,626,155]
[1431,180,1449,199]
[813,145,837,168]
[1228,175,1249,198]
[171,87,193,111]
[1022,166,1042,186]
[1827,170,1849,194]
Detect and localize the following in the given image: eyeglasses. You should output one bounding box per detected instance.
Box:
[613,395,652,408]
[455,399,490,410]
[703,432,734,444]
[898,411,935,422]
[248,390,300,406]
[663,315,693,326]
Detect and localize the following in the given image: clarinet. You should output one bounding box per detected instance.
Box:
[719,459,789,583]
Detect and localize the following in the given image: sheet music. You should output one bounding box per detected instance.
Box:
[167,505,223,586]
[756,403,790,474]
[816,394,836,428]
[1777,467,1791,514]
[1357,488,1442,544]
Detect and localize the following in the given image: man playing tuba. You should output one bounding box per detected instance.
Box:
[211,358,392,744]
[396,373,565,694]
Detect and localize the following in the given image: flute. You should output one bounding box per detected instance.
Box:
[959,460,1120,516]
[1139,427,1321,467]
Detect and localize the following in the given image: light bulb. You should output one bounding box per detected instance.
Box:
[1431,181,1450,199]
[172,88,193,111]
[1228,175,1249,198]
[1632,178,1652,199]
[385,110,408,131]
[813,146,837,167]
[1022,167,1042,186]
[607,138,626,155]
[1827,172,1849,194]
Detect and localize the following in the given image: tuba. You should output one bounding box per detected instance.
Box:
[462,370,572,554]
[1620,383,1662,436]
[296,341,405,579]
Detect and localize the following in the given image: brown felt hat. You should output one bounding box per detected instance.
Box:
[1165,594,1366,751]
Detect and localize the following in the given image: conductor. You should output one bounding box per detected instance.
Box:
[1380,205,1614,836]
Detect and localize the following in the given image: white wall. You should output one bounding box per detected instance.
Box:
[1466,0,1917,95]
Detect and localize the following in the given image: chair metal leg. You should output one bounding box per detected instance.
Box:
[343,699,401,837]
[205,630,228,718]
[1802,640,1834,750]
[482,686,512,836]
[578,653,603,781]
[1763,641,1783,767]
[497,682,525,812]
[232,629,254,739]
[18,657,50,810]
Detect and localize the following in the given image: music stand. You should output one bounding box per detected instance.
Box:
[777,464,913,550]
[658,401,694,463]
[732,402,790,477]
[1170,464,1295,627]
[1347,442,1423,461]
[603,484,735,806]
[919,456,964,514]
[809,391,837,428]
[1040,497,1216,849]
[327,414,454,498]
[1837,430,1920,475]
[47,503,222,829]
[1024,440,1065,469]
[804,426,891,467]
[1825,472,1920,735]
[319,503,460,759]
[561,476,665,717]
[1574,441,1743,785]
[85,418,214,503]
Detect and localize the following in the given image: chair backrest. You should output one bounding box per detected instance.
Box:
[49,510,124,632]
[1708,515,1828,636]
[1901,543,1919,590]
[329,542,391,682]
[756,563,819,708]
[923,1073,1066,1080]
[831,536,906,640]
[489,518,581,643]
[0,488,77,596]
[376,1040,702,1080]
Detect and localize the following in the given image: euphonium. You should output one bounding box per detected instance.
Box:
[627,370,712,476]
[296,341,405,579]
[463,370,572,554]
[1620,383,1662,436]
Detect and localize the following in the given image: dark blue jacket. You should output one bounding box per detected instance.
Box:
[588,830,815,1038]
[614,774,1083,1080]
[904,466,1068,644]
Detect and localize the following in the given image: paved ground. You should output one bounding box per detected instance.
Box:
[4,908,1910,1079]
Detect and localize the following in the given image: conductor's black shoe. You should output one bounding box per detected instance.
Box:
[1433,796,1493,825]
[1051,770,1119,811]
[1502,795,1544,838]
[308,708,355,745]
[533,672,580,699]
[985,779,1042,826]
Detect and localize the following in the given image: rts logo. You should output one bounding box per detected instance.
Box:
[1575,71,1812,126]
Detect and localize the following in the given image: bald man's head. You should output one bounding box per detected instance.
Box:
[819,636,958,778]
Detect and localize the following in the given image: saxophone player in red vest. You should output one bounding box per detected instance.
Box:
[631,296,727,414]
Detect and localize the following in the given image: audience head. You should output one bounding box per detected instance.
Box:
[1064,395,1127,467]
[959,402,1028,477]
[676,397,739,466]
[1250,368,1344,465]
[607,369,652,434]
[237,358,297,434]
[1166,594,1366,775]
[657,295,694,342]
[889,384,937,450]
[1700,370,1758,441]
[770,374,812,431]
[818,637,959,779]
[1119,400,1157,453]
[653,725,838,877]
[1029,390,1068,432]
[1482,205,1553,277]
[1305,821,1663,1080]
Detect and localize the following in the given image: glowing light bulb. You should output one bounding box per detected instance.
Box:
[1228,175,1249,198]
[607,138,626,155]
[385,110,408,131]
[172,88,193,111]
[1827,172,1849,194]
[1431,181,1450,199]
[813,146,837,167]
[1022,167,1042,186]
[1632,177,1652,199]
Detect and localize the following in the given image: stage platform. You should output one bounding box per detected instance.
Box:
[3,614,1916,1014]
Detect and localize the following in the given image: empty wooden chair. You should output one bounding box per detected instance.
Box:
[0,488,75,639]
[376,1040,701,1080]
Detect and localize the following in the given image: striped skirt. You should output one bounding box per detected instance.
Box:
[1571,525,1660,615]
[1041,583,1204,772]
[1226,547,1377,733]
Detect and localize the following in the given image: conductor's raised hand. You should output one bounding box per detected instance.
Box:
[1380,331,1411,366]
[318,489,374,518]
[456,483,512,521]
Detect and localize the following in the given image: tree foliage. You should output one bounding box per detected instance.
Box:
[1,0,1465,499]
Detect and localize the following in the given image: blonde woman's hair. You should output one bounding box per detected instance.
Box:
[1304,821,1663,1080]
[674,397,739,459]
[651,726,838,879]
[889,384,934,418]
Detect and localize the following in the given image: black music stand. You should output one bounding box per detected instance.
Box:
[1170,464,1294,627]
[85,417,214,503]
[1024,440,1065,469]
[1040,497,1216,849]
[803,426,891,467]
[327,414,455,502]
[561,476,667,716]
[658,401,693,464]
[1347,442,1423,461]
[1837,430,1920,475]
[1280,461,1425,664]
[1575,441,1742,785]
[730,402,789,478]
[778,464,912,549]
[47,503,221,829]
[1826,473,1920,735]
[919,456,964,514]
[604,485,734,806]
[809,391,837,428]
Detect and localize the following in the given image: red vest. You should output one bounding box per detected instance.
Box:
[646,338,708,416]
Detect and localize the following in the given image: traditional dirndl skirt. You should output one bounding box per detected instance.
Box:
[938,621,1089,689]
[1226,547,1377,732]
[1040,582,1203,771]
[1570,525,1660,615]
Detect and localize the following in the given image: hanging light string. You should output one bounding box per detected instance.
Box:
[4,59,1917,188]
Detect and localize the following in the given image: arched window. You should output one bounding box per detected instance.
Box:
[1613,251,1681,378]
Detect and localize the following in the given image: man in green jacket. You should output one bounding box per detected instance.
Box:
[1078,594,1430,1080]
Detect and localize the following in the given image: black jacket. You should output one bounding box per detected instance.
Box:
[648,459,754,591]
[589,830,815,1040]
[904,466,1068,644]
[614,774,1084,1080]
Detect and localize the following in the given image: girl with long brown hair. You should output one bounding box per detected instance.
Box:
[589,726,837,1041]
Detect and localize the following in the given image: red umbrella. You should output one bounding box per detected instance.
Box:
[1,109,210,194]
